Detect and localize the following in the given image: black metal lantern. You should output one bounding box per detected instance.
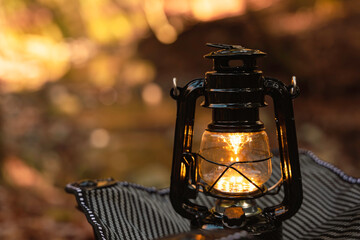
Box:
[169,44,302,239]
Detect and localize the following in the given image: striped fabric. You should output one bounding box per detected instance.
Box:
[66,150,360,240]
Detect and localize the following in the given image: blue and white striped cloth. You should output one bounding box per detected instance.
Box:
[66,150,360,240]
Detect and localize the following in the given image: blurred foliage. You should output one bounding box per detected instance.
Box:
[0,0,359,239]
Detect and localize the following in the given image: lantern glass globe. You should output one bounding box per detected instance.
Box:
[199,130,272,194]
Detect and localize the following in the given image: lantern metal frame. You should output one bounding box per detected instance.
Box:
[169,44,302,230]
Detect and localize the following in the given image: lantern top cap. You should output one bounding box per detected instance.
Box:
[204,43,266,59]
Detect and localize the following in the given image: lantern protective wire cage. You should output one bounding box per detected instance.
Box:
[196,153,282,199]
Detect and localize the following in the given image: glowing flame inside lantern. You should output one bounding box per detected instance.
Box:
[221,133,251,155]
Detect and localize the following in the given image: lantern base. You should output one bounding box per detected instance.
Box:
[197,220,282,240]
[192,200,282,240]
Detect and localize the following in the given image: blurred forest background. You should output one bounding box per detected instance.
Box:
[0,0,359,239]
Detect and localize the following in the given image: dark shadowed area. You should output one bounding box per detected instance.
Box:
[0,0,359,239]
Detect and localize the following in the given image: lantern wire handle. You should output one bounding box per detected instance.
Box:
[290,76,297,95]
[172,77,180,97]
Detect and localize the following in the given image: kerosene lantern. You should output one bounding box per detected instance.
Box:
[169,43,302,239]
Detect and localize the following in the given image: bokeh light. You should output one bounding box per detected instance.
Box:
[141,82,163,106]
[90,128,111,148]
[98,88,118,106]
[190,0,245,21]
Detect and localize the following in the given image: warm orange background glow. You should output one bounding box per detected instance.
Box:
[0,0,359,238]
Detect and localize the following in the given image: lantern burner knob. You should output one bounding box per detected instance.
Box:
[223,206,246,227]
